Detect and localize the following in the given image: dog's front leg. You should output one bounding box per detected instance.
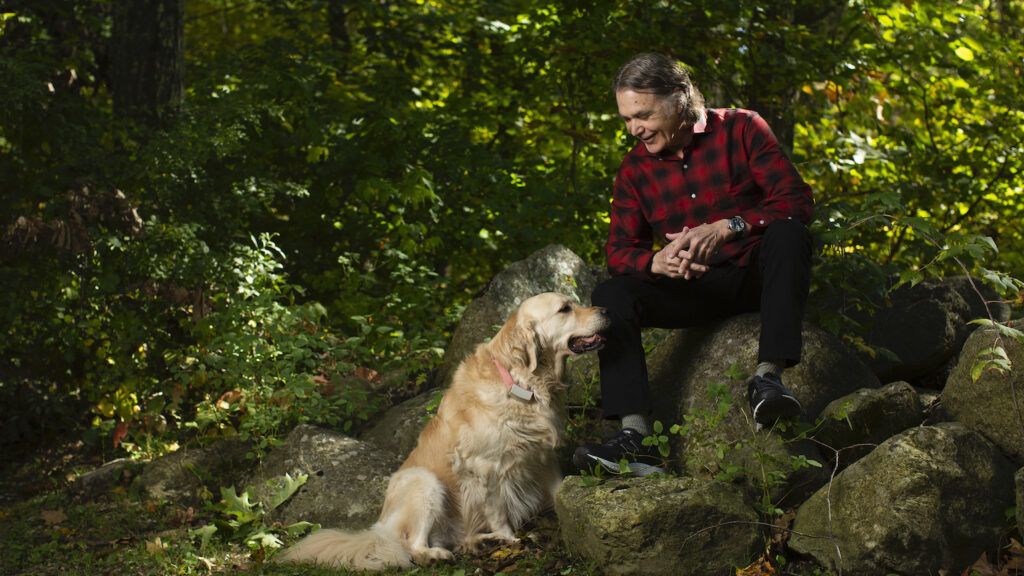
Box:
[457,476,519,553]
[455,470,490,554]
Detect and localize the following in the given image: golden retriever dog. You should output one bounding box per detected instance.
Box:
[278,292,609,570]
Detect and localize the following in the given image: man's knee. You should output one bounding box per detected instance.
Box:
[763,218,811,254]
[592,276,640,311]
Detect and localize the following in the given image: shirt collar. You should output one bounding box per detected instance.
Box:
[634,108,713,159]
[692,109,709,134]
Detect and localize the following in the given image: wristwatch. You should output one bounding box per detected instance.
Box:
[727,216,747,236]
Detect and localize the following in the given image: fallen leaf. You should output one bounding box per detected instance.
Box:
[217,389,243,407]
[40,509,67,525]
[1002,538,1024,571]
[354,366,381,384]
[962,551,997,576]
[112,421,129,448]
[736,553,776,576]
[145,536,167,555]
[771,510,796,546]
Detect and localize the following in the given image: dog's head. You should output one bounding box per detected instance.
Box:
[492,292,610,374]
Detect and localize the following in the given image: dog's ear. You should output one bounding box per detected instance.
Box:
[522,323,540,373]
[493,309,541,372]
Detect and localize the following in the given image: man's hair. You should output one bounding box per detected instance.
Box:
[613,53,705,127]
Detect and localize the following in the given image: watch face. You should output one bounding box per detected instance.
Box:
[730,218,744,232]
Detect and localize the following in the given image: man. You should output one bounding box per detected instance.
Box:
[573,53,813,476]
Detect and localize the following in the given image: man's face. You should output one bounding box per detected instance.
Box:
[615,89,689,156]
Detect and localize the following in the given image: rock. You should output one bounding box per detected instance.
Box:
[248,425,398,530]
[860,279,972,383]
[359,392,439,460]
[555,475,761,576]
[816,382,923,470]
[646,314,878,506]
[943,319,1024,464]
[137,438,251,501]
[789,423,1016,575]
[854,276,1010,386]
[944,275,1012,326]
[913,386,951,424]
[435,244,602,389]
[70,458,137,499]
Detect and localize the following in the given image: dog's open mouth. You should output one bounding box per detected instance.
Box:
[569,333,606,354]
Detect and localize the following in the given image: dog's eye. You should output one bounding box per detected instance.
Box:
[559,304,572,313]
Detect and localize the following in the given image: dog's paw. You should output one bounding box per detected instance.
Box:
[412,546,454,565]
[458,531,519,553]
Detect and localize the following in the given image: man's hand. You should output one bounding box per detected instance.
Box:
[653,219,737,279]
[677,219,734,268]
[651,227,710,279]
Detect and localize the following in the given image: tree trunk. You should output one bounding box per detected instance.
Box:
[111,0,184,128]
[327,0,351,51]
[745,0,845,151]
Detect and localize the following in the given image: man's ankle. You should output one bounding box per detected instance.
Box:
[756,360,784,378]
[620,414,650,436]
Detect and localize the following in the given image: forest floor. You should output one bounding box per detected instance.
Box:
[0,430,596,576]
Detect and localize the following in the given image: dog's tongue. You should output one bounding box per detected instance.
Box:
[570,333,606,353]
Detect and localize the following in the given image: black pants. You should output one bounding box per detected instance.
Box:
[591,219,812,419]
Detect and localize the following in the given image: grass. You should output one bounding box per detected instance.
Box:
[0,464,589,576]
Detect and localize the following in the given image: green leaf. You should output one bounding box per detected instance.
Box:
[284,521,318,538]
[220,487,260,523]
[189,524,218,550]
[268,472,309,511]
[970,319,1024,342]
[953,45,974,61]
[248,530,283,549]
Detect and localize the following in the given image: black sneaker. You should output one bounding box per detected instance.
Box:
[747,372,802,428]
[572,428,665,476]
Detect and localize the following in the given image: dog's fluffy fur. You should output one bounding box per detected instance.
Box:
[278,292,609,569]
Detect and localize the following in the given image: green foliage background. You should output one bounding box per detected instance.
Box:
[0,0,1021,456]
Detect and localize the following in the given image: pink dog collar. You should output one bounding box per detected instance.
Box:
[494,359,534,402]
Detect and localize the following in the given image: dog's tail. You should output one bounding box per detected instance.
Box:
[276,523,412,570]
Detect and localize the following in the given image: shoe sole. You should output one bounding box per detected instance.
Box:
[752,395,803,427]
[583,455,665,477]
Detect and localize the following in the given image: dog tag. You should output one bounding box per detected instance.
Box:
[508,383,535,402]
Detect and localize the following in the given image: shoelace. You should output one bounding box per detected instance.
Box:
[607,430,645,452]
[751,374,786,397]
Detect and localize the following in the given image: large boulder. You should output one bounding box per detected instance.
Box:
[359,391,438,460]
[857,276,1009,385]
[646,314,879,505]
[789,423,1016,575]
[247,425,399,530]
[815,382,923,470]
[555,475,761,576]
[137,437,251,502]
[435,244,602,389]
[70,458,138,499]
[944,275,1012,327]
[943,319,1024,464]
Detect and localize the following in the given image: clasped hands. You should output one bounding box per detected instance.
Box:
[650,219,733,280]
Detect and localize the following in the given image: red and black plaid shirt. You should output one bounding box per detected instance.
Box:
[606,108,813,276]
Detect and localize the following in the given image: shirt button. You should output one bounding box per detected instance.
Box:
[690,193,696,199]
[683,164,688,169]
[759,219,766,225]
